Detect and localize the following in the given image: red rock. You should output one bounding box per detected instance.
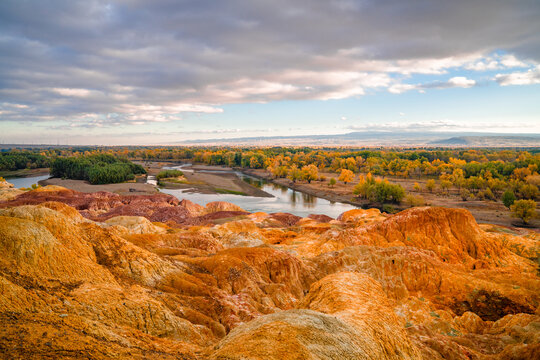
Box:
[269,212,302,226]
[307,213,334,223]
[0,193,538,359]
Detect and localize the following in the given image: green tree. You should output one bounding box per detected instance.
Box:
[329,178,336,188]
[510,199,537,224]
[502,190,516,208]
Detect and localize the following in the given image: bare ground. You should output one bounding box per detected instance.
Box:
[136,161,273,197]
[38,178,158,196]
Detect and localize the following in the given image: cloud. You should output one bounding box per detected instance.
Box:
[346,119,461,132]
[344,119,536,133]
[494,66,540,86]
[52,88,93,97]
[464,53,530,71]
[447,77,475,88]
[0,0,539,128]
[389,76,476,94]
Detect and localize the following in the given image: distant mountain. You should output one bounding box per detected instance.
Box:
[176,132,540,147]
[429,136,540,147]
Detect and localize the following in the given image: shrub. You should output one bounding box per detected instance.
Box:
[510,199,537,224]
[425,179,435,192]
[502,190,516,208]
[382,204,396,214]
[329,178,336,188]
[404,194,426,207]
[156,169,184,180]
[354,174,405,204]
[460,188,472,201]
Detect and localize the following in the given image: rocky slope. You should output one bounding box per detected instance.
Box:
[0,183,538,359]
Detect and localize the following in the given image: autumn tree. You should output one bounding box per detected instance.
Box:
[338,169,354,184]
[425,179,435,192]
[287,165,302,183]
[301,164,319,183]
[510,199,537,224]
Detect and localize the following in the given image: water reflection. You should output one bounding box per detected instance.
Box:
[6,174,50,189]
[158,165,358,217]
[7,170,357,218]
[301,192,316,208]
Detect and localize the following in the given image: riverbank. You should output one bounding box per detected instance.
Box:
[159,171,273,197]
[241,168,378,208]
[38,178,157,195]
[0,168,49,179]
[242,168,538,229]
[139,161,273,198]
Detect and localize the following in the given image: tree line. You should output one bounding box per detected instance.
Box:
[50,154,146,184]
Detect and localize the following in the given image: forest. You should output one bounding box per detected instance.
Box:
[50,154,146,184]
[3,146,539,204]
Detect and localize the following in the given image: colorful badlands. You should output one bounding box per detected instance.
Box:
[0,179,538,359]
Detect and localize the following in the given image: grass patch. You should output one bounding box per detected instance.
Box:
[215,188,247,196]
[156,169,184,180]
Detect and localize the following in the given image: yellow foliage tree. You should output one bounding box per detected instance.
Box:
[338,169,354,184]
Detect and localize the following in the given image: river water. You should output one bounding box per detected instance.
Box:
[7,169,357,218]
[158,165,357,218]
[5,174,50,189]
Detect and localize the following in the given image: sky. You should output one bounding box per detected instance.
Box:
[1,0,540,145]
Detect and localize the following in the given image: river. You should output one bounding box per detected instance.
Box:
[5,174,50,189]
[7,169,357,218]
[158,165,357,218]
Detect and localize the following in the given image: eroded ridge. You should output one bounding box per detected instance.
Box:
[0,184,538,359]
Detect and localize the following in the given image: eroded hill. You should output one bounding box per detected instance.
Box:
[0,180,538,359]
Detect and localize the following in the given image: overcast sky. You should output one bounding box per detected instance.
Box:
[1,0,539,145]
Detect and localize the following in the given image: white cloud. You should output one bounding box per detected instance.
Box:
[389,76,476,94]
[499,54,528,68]
[448,76,475,88]
[388,83,417,94]
[495,66,540,86]
[464,54,530,71]
[52,88,93,97]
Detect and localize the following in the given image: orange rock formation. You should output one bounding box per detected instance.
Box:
[0,185,538,359]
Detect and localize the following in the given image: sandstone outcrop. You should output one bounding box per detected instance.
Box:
[0,183,538,359]
[0,178,24,201]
